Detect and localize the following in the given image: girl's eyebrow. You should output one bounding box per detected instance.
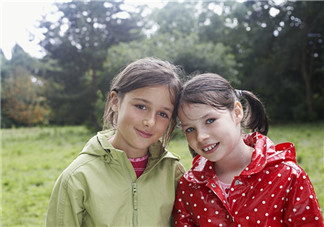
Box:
[180,113,213,128]
[133,98,173,113]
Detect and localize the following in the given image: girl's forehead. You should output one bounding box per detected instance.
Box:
[130,85,170,96]
[178,103,209,120]
[124,85,174,108]
[179,103,228,120]
[180,103,204,110]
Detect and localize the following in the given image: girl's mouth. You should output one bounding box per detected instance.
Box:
[202,143,219,154]
[136,129,153,138]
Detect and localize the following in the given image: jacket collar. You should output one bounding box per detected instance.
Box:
[189,132,296,183]
[80,129,180,162]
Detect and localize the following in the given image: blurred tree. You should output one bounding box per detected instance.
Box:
[272,1,324,120]
[1,44,38,82]
[39,0,143,128]
[9,45,37,73]
[88,1,240,128]
[148,1,238,80]
[199,0,324,121]
[0,49,10,82]
[150,1,197,36]
[1,46,49,127]
[2,67,49,126]
[29,0,323,125]
[101,33,237,78]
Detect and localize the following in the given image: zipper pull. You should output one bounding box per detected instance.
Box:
[132,183,137,210]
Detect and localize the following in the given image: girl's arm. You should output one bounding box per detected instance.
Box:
[283,165,324,226]
[173,180,195,227]
[46,173,85,226]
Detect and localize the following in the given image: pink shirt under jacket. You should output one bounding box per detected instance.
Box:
[173,132,323,227]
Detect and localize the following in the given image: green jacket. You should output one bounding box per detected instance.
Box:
[46,130,185,227]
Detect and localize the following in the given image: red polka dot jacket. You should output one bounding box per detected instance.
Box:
[173,132,324,226]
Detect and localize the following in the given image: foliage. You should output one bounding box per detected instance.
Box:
[148,1,238,79]
[1,123,323,225]
[2,0,323,127]
[150,1,198,36]
[38,0,143,128]
[2,67,49,126]
[199,1,324,122]
[1,45,49,127]
[94,31,239,127]
[98,0,323,125]
[95,0,240,127]
[85,89,106,131]
[7,45,38,73]
[103,32,238,76]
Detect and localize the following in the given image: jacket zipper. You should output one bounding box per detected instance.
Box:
[127,152,172,226]
[132,182,138,227]
[123,155,138,227]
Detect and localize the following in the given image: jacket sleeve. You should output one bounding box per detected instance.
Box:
[174,162,186,185]
[173,177,195,227]
[283,165,324,226]
[46,171,85,227]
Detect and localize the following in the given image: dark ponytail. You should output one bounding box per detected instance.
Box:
[238,90,269,135]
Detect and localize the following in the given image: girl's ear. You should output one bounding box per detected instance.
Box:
[110,91,119,112]
[234,101,244,124]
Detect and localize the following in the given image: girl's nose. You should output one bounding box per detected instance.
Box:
[197,130,209,142]
[143,115,155,127]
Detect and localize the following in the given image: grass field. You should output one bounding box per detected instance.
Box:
[1,123,323,226]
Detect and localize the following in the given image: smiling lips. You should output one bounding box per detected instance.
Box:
[136,128,153,138]
[202,142,219,154]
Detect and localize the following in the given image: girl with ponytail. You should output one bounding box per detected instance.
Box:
[173,73,323,226]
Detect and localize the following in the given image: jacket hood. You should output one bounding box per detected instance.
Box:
[79,129,180,161]
[79,130,113,157]
[190,132,297,182]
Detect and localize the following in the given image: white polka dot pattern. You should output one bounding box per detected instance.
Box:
[173,132,324,226]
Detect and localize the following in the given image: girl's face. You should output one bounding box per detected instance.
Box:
[178,102,243,162]
[110,85,174,157]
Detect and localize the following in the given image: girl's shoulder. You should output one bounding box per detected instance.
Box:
[57,132,112,184]
[178,155,214,184]
[58,151,101,183]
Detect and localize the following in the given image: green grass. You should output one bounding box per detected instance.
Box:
[1,126,94,226]
[1,123,323,226]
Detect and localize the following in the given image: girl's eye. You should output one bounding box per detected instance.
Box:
[159,112,169,119]
[135,104,146,110]
[184,127,194,133]
[206,118,215,124]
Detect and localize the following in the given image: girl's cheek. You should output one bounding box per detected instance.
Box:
[186,135,195,145]
[158,119,170,131]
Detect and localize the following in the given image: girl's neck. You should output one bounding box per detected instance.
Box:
[214,141,254,184]
[108,136,149,159]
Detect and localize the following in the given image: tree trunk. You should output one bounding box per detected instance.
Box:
[301,38,314,119]
[91,67,99,130]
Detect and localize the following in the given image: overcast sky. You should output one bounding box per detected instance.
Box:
[1,0,283,60]
[1,1,57,59]
[0,0,165,60]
